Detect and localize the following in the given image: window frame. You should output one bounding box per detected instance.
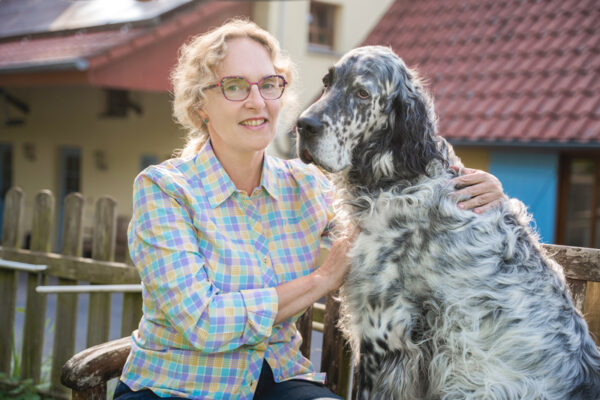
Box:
[308,1,337,51]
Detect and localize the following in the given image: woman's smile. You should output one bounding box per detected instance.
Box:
[240,117,268,128]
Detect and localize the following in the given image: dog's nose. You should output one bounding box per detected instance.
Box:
[296,117,323,138]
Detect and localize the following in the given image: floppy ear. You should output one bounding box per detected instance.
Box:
[386,71,446,179]
[348,76,445,188]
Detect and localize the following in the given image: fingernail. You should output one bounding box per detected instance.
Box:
[458,203,464,209]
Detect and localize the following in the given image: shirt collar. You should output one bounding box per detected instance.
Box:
[195,140,279,208]
[261,154,280,201]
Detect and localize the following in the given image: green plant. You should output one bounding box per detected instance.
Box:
[0,374,41,400]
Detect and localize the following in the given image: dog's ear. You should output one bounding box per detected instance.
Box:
[386,68,447,179]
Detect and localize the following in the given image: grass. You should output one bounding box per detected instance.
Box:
[2,306,55,399]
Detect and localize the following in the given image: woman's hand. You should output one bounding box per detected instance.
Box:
[274,227,358,324]
[450,167,506,214]
[315,227,358,292]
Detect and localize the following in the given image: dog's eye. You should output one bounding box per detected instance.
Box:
[356,89,370,99]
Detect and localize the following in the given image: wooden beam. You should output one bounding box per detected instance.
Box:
[0,247,140,284]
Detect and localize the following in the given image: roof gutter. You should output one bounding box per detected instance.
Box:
[449,139,600,149]
[0,58,89,75]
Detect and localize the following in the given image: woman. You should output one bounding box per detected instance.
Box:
[114,19,504,400]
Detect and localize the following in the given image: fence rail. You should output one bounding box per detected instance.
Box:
[1,186,600,400]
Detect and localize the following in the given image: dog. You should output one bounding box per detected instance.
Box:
[296,46,600,400]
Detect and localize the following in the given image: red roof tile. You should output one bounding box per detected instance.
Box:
[364,0,600,145]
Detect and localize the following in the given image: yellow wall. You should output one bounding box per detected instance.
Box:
[454,147,490,172]
[0,86,183,243]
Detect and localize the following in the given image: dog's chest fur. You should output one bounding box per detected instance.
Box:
[340,175,459,352]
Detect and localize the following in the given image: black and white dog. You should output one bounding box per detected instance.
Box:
[296,46,600,400]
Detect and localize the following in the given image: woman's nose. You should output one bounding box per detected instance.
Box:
[244,84,265,107]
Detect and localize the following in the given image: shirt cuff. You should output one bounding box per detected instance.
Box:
[240,287,278,345]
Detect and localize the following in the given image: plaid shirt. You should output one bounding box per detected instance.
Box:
[120,141,334,399]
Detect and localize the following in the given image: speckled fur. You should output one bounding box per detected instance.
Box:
[297,46,600,399]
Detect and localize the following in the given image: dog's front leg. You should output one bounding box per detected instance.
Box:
[352,302,429,400]
[355,341,427,400]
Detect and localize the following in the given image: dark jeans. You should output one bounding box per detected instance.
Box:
[113,360,342,400]
[253,360,342,400]
[113,381,183,399]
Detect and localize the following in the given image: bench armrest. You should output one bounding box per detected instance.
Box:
[61,336,131,392]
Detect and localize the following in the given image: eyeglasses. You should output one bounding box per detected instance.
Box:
[205,75,287,101]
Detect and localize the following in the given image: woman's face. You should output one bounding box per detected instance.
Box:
[201,37,282,159]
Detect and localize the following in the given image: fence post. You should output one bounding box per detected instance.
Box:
[321,292,352,399]
[87,196,117,347]
[21,190,54,383]
[0,187,24,376]
[297,305,313,359]
[50,192,84,395]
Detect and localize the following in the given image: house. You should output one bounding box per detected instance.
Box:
[363,0,600,249]
[0,0,393,257]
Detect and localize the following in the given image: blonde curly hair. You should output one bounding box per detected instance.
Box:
[171,18,297,158]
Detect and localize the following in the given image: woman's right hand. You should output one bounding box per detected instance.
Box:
[315,227,359,292]
[273,226,358,325]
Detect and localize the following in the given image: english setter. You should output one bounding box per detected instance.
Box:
[296,46,600,399]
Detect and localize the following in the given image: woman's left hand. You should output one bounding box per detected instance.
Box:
[450,166,506,214]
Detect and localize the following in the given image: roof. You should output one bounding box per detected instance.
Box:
[0,0,252,91]
[0,0,192,40]
[364,0,600,146]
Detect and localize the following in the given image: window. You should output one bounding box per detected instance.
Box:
[101,89,142,118]
[308,1,337,50]
[557,155,600,248]
[140,154,159,171]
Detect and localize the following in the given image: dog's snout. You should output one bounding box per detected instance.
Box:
[296,117,323,138]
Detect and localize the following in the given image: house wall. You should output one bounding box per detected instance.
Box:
[0,86,183,248]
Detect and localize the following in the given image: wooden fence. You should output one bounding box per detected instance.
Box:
[0,188,141,399]
[1,186,600,399]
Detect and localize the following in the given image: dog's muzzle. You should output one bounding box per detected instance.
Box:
[296,116,323,139]
[296,116,323,163]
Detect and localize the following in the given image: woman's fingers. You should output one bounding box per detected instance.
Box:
[472,199,503,214]
[450,167,505,211]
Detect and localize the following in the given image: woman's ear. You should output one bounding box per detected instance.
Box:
[198,110,210,126]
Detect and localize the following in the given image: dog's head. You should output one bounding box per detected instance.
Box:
[296,46,446,187]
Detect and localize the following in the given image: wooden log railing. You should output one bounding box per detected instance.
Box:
[0,186,600,399]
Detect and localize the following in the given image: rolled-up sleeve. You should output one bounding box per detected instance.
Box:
[129,171,278,353]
